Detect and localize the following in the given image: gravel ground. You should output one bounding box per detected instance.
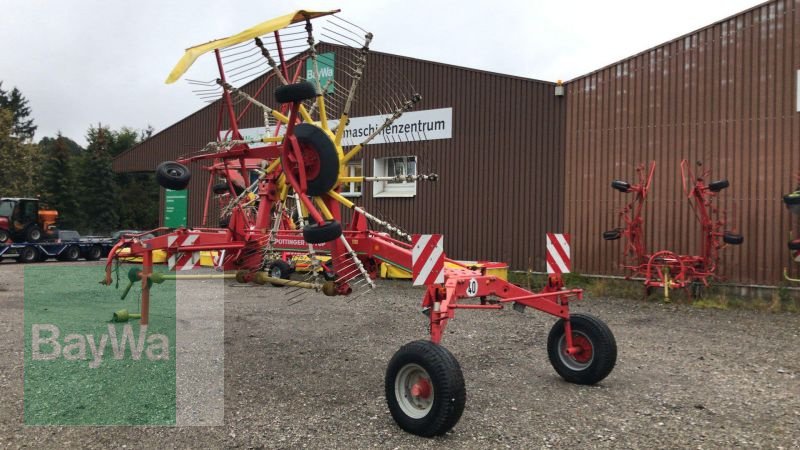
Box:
[1,260,799,449]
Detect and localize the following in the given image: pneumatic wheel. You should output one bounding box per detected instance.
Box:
[25,225,42,243]
[58,245,80,261]
[274,81,317,104]
[547,313,617,385]
[17,246,39,263]
[85,245,103,261]
[284,123,340,196]
[302,220,342,244]
[0,229,9,243]
[156,161,191,190]
[266,260,292,287]
[385,340,466,437]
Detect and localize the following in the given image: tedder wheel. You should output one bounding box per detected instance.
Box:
[85,245,103,261]
[547,313,617,385]
[266,260,292,287]
[708,179,730,192]
[156,161,191,190]
[17,246,39,263]
[302,220,342,244]
[274,81,317,104]
[288,123,340,196]
[0,229,9,243]
[723,231,743,245]
[385,340,466,437]
[611,180,631,193]
[58,245,80,261]
[25,225,42,243]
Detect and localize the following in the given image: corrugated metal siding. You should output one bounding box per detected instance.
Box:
[564,0,799,284]
[348,50,566,271]
[114,44,566,271]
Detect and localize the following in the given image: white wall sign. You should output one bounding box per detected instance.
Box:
[221,108,453,148]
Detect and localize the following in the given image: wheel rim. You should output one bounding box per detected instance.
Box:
[30,229,41,241]
[394,363,434,419]
[270,265,282,278]
[558,330,594,371]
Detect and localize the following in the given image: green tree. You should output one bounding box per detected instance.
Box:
[0,108,42,196]
[39,133,83,228]
[0,82,37,140]
[78,124,119,233]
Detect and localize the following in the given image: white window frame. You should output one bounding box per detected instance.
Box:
[373,156,417,198]
[341,160,363,198]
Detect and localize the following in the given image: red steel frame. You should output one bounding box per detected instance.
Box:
[101,21,588,357]
[609,160,738,293]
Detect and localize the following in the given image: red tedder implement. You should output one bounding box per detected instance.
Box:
[782,172,800,282]
[101,9,617,436]
[604,160,743,298]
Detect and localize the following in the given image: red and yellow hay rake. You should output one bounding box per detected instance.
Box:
[101,9,617,436]
[604,160,743,297]
[782,172,800,282]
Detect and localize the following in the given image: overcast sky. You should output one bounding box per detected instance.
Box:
[1,0,764,146]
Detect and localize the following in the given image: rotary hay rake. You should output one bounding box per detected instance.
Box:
[101,9,617,436]
[782,172,800,282]
[603,160,743,298]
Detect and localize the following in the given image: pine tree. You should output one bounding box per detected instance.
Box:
[39,133,83,228]
[78,124,119,233]
[0,82,37,140]
[0,108,42,196]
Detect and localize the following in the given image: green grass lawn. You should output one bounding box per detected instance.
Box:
[24,265,176,425]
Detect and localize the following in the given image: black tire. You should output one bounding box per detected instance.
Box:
[611,180,630,193]
[286,123,340,196]
[708,179,729,192]
[274,81,317,104]
[723,232,743,245]
[385,340,466,437]
[17,246,39,263]
[0,229,9,243]
[85,245,103,261]
[58,245,80,261]
[783,191,800,205]
[302,220,342,244]
[156,161,191,190]
[322,260,337,281]
[213,182,244,195]
[266,260,292,287]
[547,313,617,385]
[788,240,800,251]
[603,229,621,241]
[25,225,42,243]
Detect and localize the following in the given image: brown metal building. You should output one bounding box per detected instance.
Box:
[115,0,798,285]
[565,0,799,284]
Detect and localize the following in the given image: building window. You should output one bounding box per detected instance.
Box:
[341,161,363,197]
[373,156,417,198]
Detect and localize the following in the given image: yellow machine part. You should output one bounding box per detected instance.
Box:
[380,261,509,281]
[165,9,339,84]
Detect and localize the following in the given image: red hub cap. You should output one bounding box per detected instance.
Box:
[570,334,594,363]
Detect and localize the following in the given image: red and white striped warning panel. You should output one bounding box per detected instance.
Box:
[411,234,445,286]
[546,233,571,274]
[167,234,201,271]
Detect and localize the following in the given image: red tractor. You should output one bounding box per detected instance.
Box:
[0,197,58,243]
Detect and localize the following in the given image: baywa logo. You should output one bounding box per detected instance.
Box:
[31,323,170,369]
[24,266,176,425]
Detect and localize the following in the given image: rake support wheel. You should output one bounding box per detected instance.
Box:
[385,340,466,437]
[547,313,617,385]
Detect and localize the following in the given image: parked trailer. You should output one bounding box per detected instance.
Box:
[0,231,114,263]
